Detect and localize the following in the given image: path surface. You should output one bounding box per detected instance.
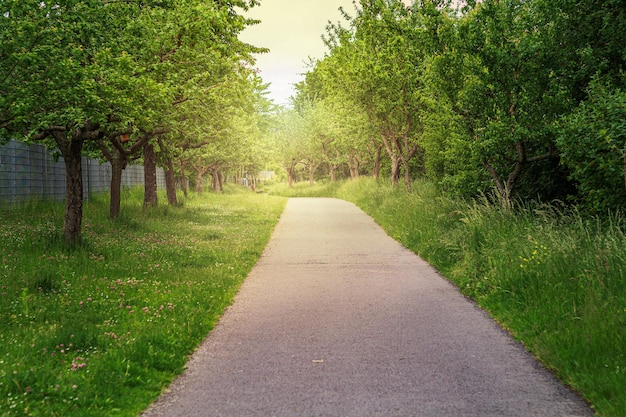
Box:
[142,198,593,417]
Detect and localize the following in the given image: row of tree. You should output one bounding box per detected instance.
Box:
[0,0,270,245]
[275,0,626,212]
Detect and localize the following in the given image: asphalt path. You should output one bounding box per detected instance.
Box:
[142,198,594,417]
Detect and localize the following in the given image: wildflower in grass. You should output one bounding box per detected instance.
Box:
[519,239,549,269]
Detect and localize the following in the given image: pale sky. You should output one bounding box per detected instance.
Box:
[240,0,359,106]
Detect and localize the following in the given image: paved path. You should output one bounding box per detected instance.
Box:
[142,198,593,417]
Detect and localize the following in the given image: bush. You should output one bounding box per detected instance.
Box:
[557,81,626,213]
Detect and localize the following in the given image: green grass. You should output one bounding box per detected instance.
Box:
[262,180,345,198]
[0,186,286,416]
[270,179,625,417]
[3,178,624,416]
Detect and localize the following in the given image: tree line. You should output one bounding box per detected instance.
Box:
[276,0,626,213]
[0,0,270,245]
[3,0,625,245]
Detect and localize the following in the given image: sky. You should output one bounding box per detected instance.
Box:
[239,0,359,106]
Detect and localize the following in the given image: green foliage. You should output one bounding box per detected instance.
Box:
[558,81,626,213]
[286,0,626,213]
[0,188,286,416]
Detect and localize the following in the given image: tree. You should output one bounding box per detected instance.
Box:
[0,1,144,244]
[297,50,381,181]
[318,0,448,191]
[126,0,264,205]
[428,0,570,205]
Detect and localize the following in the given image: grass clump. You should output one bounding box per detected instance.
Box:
[272,178,625,417]
[0,186,286,416]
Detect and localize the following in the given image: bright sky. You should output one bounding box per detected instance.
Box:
[240,0,358,106]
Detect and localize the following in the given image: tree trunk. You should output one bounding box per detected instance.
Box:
[196,171,204,194]
[348,153,360,180]
[62,138,84,246]
[143,142,158,208]
[109,158,124,219]
[157,136,177,206]
[288,167,295,187]
[390,154,401,185]
[49,129,85,246]
[482,158,511,207]
[287,160,297,187]
[211,168,223,192]
[308,163,317,185]
[38,122,102,246]
[164,158,178,206]
[350,165,358,179]
[381,133,401,185]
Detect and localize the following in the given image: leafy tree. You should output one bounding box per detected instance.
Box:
[130,0,263,205]
[0,0,146,244]
[429,0,569,205]
[344,0,422,190]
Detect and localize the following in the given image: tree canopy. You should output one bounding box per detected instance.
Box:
[283,0,626,212]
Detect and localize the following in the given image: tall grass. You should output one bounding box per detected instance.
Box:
[272,178,625,417]
[0,186,286,416]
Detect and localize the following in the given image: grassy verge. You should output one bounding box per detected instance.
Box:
[0,186,286,416]
[270,179,625,417]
